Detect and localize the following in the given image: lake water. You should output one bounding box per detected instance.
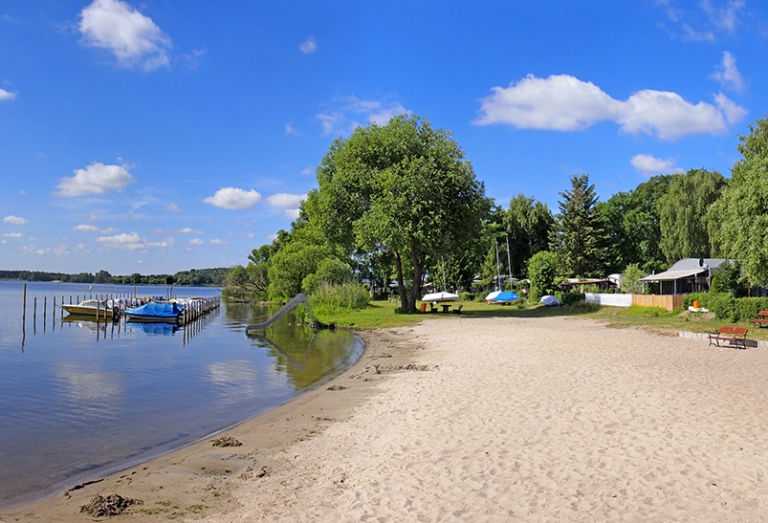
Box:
[0,280,363,509]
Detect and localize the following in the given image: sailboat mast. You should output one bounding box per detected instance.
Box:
[506,235,513,283]
[495,242,501,292]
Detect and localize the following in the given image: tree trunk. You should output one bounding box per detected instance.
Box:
[393,249,408,311]
[407,246,424,313]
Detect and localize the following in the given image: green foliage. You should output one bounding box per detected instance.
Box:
[267,243,335,300]
[504,193,554,278]
[709,261,747,297]
[302,258,354,294]
[599,175,672,274]
[308,283,370,315]
[658,169,726,263]
[527,251,558,300]
[550,174,604,277]
[686,292,768,323]
[555,292,585,305]
[459,291,475,301]
[223,264,269,301]
[313,114,490,313]
[621,263,646,294]
[710,117,768,285]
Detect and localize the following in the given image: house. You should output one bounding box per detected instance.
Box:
[639,258,730,295]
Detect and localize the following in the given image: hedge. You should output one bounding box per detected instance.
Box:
[683,292,768,323]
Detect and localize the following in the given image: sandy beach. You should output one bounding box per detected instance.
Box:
[5,315,768,522]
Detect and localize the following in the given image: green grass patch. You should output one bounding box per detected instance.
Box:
[313,299,768,342]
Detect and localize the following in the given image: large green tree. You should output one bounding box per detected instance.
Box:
[504,194,554,278]
[549,174,604,277]
[598,175,672,274]
[658,168,726,263]
[710,116,768,285]
[311,115,490,312]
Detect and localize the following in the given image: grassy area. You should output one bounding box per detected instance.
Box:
[316,299,768,341]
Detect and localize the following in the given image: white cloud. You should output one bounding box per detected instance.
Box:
[317,96,411,136]
[73,224,100,233]
[21,245,45,256]
[285,123,301,136]
[165,203,180,212]
[267,193,307,208]
[4,215,28,225]
[2,232,24,238]
[284,209,301,220]
[657,0,743,41]
[96,232,175,251]
[682,23,715,42]
[299,36,317,54]
[203,187,262,210]
[79,0,171,71]
[475,74,624,131]
[711,51,745,92]
[210,239,228,247]
[300,167,313,176]
[630,154,684,177]
[475,74,744,140]
[188,238,203,245]
[0,89,16,101]
[618,89,729,140]
[178,227,203,234]
[701,0,744,32]
[73,224,117,234]
[714,92,748,125]
[56,162,134,197]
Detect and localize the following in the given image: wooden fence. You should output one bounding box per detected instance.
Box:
[631,294,683,312]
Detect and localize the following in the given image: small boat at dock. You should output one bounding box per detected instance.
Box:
[124,302,185,323]
[61,299,115,320]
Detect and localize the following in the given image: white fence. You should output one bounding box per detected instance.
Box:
[585,293,632,308]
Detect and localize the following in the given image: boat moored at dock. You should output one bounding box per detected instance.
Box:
[61,299,115,320]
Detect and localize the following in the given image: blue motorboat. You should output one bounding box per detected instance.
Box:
[124,302,185,323]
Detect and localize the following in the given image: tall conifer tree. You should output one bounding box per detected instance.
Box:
[550,174,604,278]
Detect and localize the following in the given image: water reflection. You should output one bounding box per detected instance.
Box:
[246,329,362,390]
[206,360,259,405]
[55,363,124,421]
[131,322,179,336]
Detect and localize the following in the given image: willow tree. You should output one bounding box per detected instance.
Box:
[658,168,726,263]
[710,116,768,285]
[311,115,490,312]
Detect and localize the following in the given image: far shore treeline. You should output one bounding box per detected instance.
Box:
[0,268,231,287]
[224,113,768,314]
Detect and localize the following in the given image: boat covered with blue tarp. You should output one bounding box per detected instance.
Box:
[486,291,520,304]
[125,302,185,323]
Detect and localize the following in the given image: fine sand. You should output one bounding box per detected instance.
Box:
[4,316,768,522]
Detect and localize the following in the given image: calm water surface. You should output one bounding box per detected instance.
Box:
[0,281,363,509]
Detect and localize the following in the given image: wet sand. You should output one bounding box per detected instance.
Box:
[4,316,768,522]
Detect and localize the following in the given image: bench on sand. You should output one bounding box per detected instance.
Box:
[753,310,768,328]
[708,326,748,349]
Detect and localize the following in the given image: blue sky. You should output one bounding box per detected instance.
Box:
[1,0,765,275]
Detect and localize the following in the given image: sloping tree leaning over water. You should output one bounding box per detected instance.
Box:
[308,115,491,313]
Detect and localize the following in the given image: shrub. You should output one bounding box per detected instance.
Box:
[555,292,585,306]
[308,283,370,315]
[733,297,768,323]
[460,291,475,301]
[528,251,558,300]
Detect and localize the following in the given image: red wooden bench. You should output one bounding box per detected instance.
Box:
[708,326,748,349]
[753,310,768,328]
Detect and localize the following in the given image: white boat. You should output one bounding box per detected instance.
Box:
[421,291,460,302]
[61,299,115,319]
